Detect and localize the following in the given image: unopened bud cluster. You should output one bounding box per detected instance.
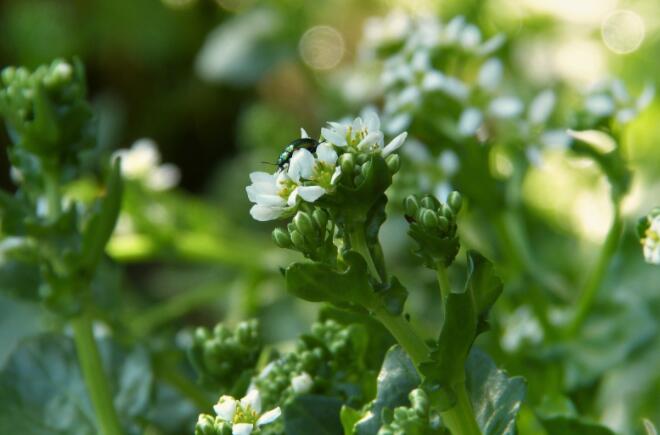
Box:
[404,191,462,268]
[272,209,336,263]
[189,320,262,388]
[254,320,368,409]
[195,415,232,435]
[378,389,442,435]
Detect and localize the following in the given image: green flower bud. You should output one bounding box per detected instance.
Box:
[340,153,356,174]
[272,227,293,248]
[385,154,400,173]
[420,195,438,210]
[421,209,439,228]
[294,211,315,238]
[1,66,15,85]
[354,175,364,185]
[361,161,371,178]
[195,414,217,435]
[437,216,449,232]
[404,195,419,217]
[356,153,369,164]
[290,230,307,251]
[313,208,328,230]
[440,203,454,220]
[447,191,463,213]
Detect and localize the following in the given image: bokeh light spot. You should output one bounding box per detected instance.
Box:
[299,26,345,71]
[601,10,645,54]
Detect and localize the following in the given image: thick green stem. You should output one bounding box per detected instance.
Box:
[372,307,429,366]
[71,313,123,435]
[436,263,451,301]
[349,226,382,283]
[566,201,623,336]
[441,381,482,435]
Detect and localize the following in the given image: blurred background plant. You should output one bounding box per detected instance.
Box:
[0,0,659,434]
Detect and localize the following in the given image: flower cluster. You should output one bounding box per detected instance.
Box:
[196,390,281,435]
[189,320,262,389]
[112,138,181,191]
[638,208,660,265]
[246,113,406,221]
[582,79,654,125]
[377,389,443,435]
[252,320,369,410]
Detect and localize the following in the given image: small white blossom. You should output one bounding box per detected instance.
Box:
[641,213,660,265]
[458,107,483,137]
[291,372,314,394]
[321,112,407,157]
[113,138,181,191]
[213,390,281,435]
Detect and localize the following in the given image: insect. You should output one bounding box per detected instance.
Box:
[275,138,319,171]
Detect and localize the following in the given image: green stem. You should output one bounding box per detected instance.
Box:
[435,263,451,301]
[494,210,569,301]
[441,381,482,435]
[349,225,382,283]
[71,313,123,435]
[372,307,429,366]
[566,201,623,336]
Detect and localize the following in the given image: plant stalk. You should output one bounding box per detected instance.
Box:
[349,226,383,283]
[566,201,623,335]
[372,307,429,366]
[441,381,482,435]
[71,313,123,435]
[436,263,451,301]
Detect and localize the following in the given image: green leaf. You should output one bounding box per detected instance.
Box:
[537,416,615,435]
[80,158,123,273]
[285,251,379,309]
[466,348,526,435]
[0,334,159,434]
[283,395,344,435]
[353,345,421,435]
[420,251,503,408]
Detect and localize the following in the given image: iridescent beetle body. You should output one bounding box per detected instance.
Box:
[277,138,319,171]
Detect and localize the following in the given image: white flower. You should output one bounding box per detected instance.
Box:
[458,107,483,137]
[246,134,343,221]
[488,96,524,118]
[321,112,407,157]
[213,390,281,435]
[113,138,180,191]
[642,213,660,265]
[291,372,314,394]
[477,58,503,92]
[528,90,556,125]
[584,80,654,124]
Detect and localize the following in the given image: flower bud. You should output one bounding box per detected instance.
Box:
[272,228,292,249]
[437,216,449,232]
[312,209,328,230]
[420,195,438,210]
[339,153,355,174]
[354,175,364,185]
[291,372,313,394]
[360,161,371,178]
[1,66,15,85]
[447,191,462,213]
[421,209,439,228]
[385,154,400,173]
[195,414,217,435]
[404,195,419,216]
[293,211,315,238]
[357,153,369,164]
[440,203,454,219]
[290,230,307,251]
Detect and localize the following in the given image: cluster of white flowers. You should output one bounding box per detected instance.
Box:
[210,389,281,435]
[583,79,655,124]
[112,138,181,191]
[641,212,660,265]
[246,113,406,221]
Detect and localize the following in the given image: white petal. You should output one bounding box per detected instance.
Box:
[214,396,237,421]
[444,16,465,43]
[250,205,285,221]
[585,95,614,117]
[232,423,254,435]
[438,150,460,175]
[357,131,384,152]
[300,128,310,138]
[477,58,502,92]
[241,389,262,414]
[385,113,412,135]
[382,132,407,156]
[321,127,347,147]
[396,86,421,107]
[288,149,315,182]
[249,171,276,184]
[411,50,430,72]
[252,192,286,207]
[616,108,637,124]
[362,108,381,132]
[256,408,282,426]
[477,34,506,56]
[315,142,338,165]
[458,108,483,136]
[529,90,556,124]
[422,70,445,91]
[441,76,469,101]
[291,372,313,394]
[330,166,342,185]
[147,164,180,191]
[287,189,299,207]
[296,186,326,203]
[489,96,524,118]
[637,84,655,110]
[460,24,481,49]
